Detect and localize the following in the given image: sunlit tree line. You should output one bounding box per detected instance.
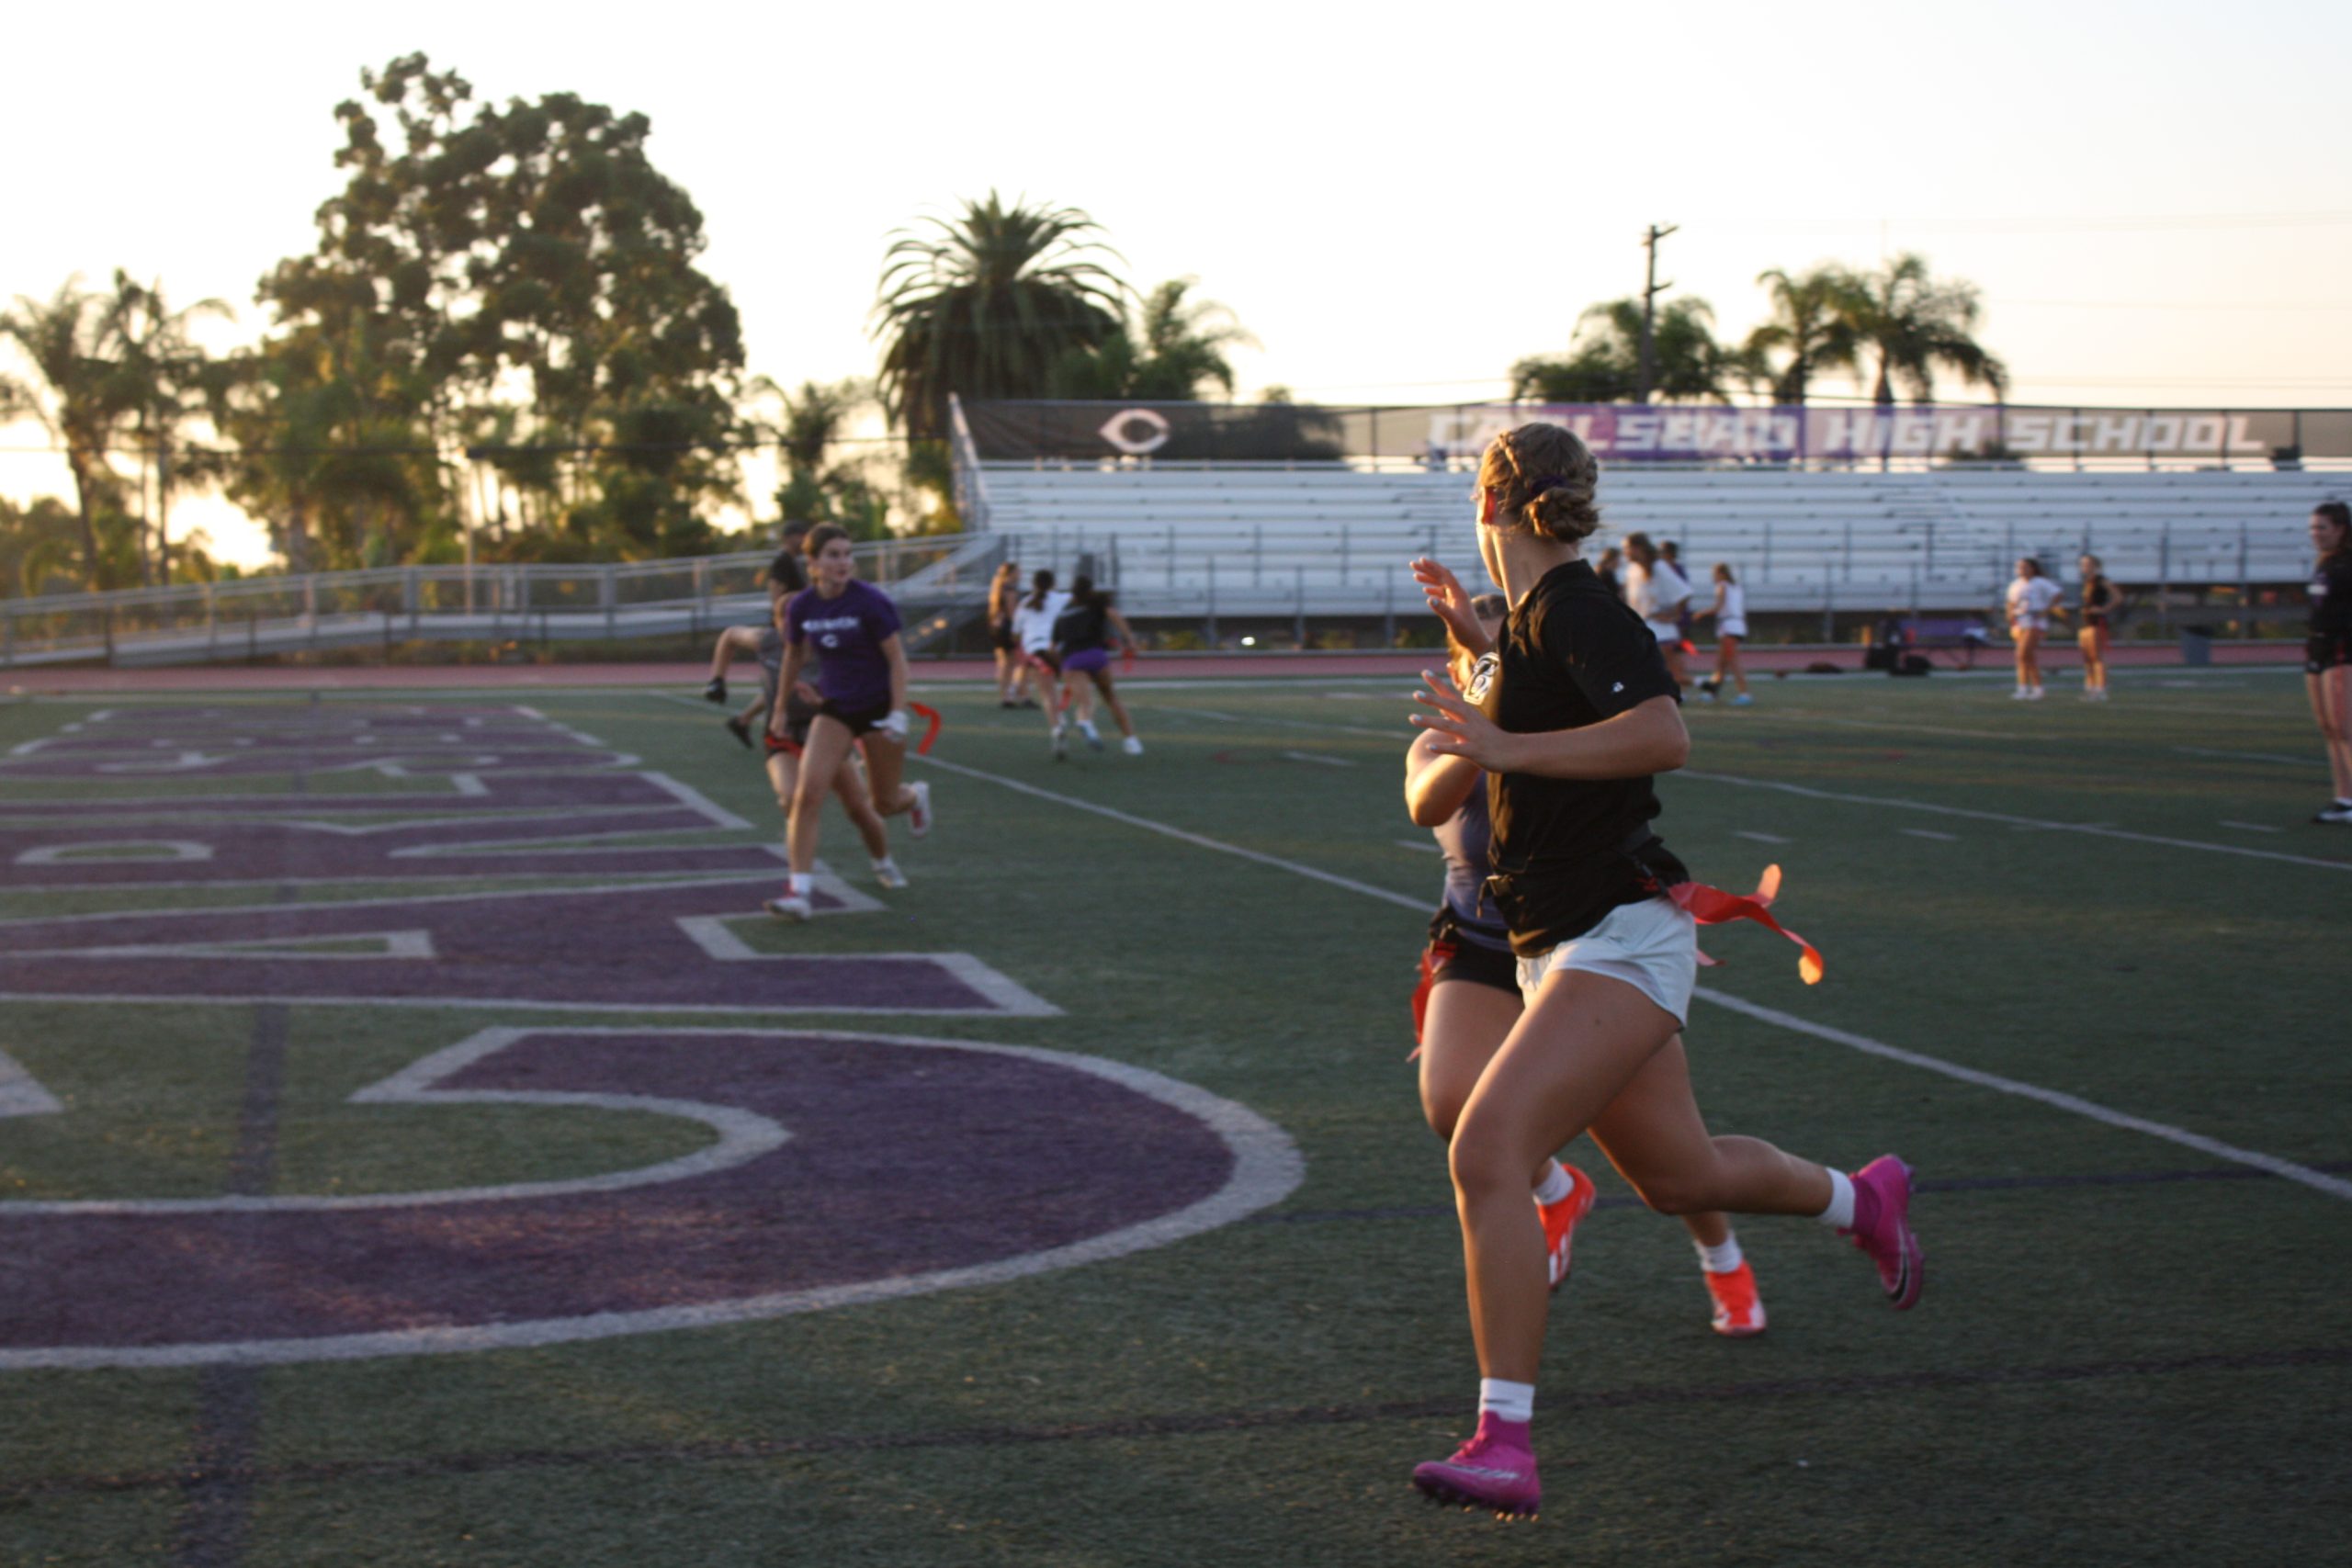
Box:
[1512,256,2006,408]
[2,55,2004,599]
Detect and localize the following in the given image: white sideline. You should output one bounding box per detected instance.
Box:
[1679,770,2352,874]
[915,754,2352,1204]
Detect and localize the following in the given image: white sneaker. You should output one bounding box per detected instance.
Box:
[871,858,908,889]
[1121,735,1144,756]
[1050,722,1068,761]
[2025,687,2045,702]
[1080,720,1103,751]
[907,781,933,838]
[2315,801,2352,825]
[2011,688,2031,700]
[763,893,812,921]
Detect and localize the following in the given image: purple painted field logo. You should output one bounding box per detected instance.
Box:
[0,1029,1304,1369]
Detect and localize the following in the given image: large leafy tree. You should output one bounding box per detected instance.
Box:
[1511,298,1736,404]
[1740,265,1865,406]
[246,54,747,566]
[1046,278,1255,400]
[873,193,1125,440]
[1843,253,2006,405]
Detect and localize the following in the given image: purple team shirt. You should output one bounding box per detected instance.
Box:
[786,579,902,710]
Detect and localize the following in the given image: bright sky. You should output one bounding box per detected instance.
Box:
[7,0,2350,568]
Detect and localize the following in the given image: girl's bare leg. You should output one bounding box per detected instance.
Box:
[1447,970,1681,1382]
[786,718,856,875]
[831,754,891,858]
[2312,670,2352,800]
[860,730,916,816]
[1092,670,1135,738]
[1583,1033,1834,1218]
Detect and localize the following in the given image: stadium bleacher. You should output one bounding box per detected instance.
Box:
[975,463,2345,621]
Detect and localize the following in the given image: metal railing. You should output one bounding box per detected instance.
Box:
[0,535,1001,669]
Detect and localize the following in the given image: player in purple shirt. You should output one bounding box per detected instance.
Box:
[765,525,933,919]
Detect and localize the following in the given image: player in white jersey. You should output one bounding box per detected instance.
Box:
[1692,563,1751,705]
[2005,558,2066,700]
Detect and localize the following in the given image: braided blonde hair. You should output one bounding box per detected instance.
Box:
[1477,423,1601,543]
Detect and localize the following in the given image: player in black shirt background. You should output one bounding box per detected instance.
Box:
[2307,502,2352,823]
[1399,423,1921,1519]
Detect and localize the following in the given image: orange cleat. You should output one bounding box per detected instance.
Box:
[1537,1166,1599,1293]
[1704,1260,1767,1337]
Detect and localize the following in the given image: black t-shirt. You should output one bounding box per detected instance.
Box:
[1475,558,1687,955]
[1053,600,1108,652]
[2311,553,2352,641]
[2081,574,2120,627]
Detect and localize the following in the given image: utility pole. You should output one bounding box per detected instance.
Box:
[1637,222,1679,403]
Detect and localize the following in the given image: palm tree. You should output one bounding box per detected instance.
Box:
[1512,298,1734,403]
[1843,254,2007,405]
[0,278,136,590]
[1742,266,1865,405]
[872,193,1126,439]
[105,272,231,585]
[1050,278,1256,400]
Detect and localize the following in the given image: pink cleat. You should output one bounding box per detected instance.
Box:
[1537,1165,1599,1293]
[1411,1413,1542,1518]
[1843,1156,1924,1310]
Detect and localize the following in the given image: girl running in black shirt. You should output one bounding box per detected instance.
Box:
[2076,554,2120,702]
[2307,502,2352,823]
[1402,423,1920,1519]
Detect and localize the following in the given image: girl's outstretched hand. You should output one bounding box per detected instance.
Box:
[1410,667,1515,772]
[1410,558,1490,654]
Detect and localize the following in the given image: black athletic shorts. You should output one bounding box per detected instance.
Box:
[818,698,894,738]
[2308,634,2350,675]
[1427,934,1518,995]
[991,621,1017,652]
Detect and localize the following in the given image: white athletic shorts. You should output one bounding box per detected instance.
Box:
[1719,619,1747,639]
[1646,619,1681,643]
[1516,895,1697,1026]
[2013,614,2048,635]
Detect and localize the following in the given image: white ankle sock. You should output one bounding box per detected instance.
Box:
[1816,1169,1855,1229]
[1477,1378,1535,1424]
[1694,1235,1745,1274]
[1530,1160,1575,1206]
[786,872,811,897]
[871,856,898,873]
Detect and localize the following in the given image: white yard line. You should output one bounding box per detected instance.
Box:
[917,753,2352,1204]
[1679,771,2352,874]
[1899,829,1960,841]
[1732,830,1791,844]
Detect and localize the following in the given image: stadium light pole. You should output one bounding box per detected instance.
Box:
[1637,222,1678,404]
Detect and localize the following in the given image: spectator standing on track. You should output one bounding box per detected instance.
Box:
[1620,532,1690,684]
[1401,422,1920,1522]
[2306,502,2352,824]
[988,560,1025,707]
[1048,574,1145,758]
[1693,563,1752,705]
[766,525,933,920]
[2005,558,2065,701]
[1405,590,1766,1342]
[2075,554,2120,703]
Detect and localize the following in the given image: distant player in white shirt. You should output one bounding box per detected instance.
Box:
[1621,531,1691,683]
[1011,569,1072,743]
[1693,562,1752,705]
[2005,558,2067,701]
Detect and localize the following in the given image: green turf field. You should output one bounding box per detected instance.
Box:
[2,667,2346,1566]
